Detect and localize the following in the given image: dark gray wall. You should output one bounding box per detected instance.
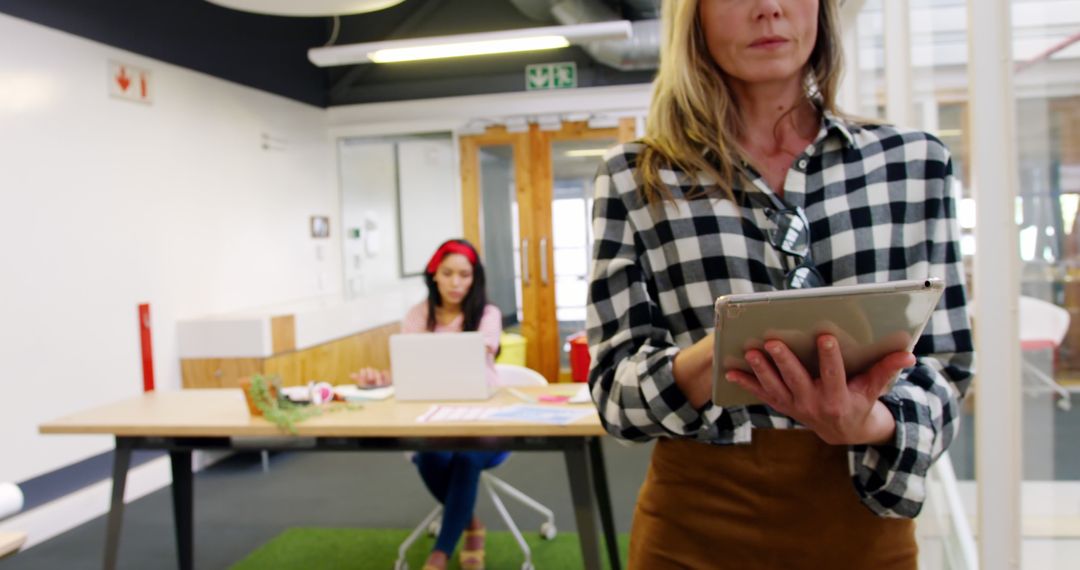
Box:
[0,0,330,106]
[0,0,655,107]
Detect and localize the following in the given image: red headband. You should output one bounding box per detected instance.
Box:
[425,241,478,275]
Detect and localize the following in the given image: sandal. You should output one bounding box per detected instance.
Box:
[459,528,486,570]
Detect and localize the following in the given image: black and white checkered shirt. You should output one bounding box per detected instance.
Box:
[586,112,974,518]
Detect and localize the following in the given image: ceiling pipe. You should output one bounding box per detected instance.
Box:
[509,0,659,70]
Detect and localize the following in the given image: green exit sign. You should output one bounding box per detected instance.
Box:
[526,62,577,90]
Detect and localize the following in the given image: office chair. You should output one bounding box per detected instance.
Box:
[394,364,556,570]
[0,482,26,559]
[969,296,1073,410]
[1018,296,1072,411]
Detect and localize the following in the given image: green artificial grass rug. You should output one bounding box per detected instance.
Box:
[232,528,630,570]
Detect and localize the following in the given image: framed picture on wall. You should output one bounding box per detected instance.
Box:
[310,215,330,239]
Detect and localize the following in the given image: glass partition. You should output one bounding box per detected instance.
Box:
[478,145,523,325]
[906,3,977,567]
[1010,1,1080,567]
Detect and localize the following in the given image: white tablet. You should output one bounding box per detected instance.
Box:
[712,278,944,407]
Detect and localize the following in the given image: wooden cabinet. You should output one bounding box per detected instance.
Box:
[180,358,263,389]
[181,322,401,388]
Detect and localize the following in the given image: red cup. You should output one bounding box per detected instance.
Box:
[568,333,590,383]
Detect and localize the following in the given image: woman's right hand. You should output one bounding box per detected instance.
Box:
[672,332,714,408]
[350,367,392,388]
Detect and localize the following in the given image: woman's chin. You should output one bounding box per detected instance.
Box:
[730,63,805,86]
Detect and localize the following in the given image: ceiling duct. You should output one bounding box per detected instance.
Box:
[510,0,659,71]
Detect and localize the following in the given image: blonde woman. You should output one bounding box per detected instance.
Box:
[586,1,973,568]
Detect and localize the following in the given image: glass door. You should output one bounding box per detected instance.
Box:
[460,120,634,382]
[459,128,539,372]
[538,127,622,380]
[1008,2,1080,568]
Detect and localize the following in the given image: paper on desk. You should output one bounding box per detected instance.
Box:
[416,405,509,423]
[568,384,592,404]
[484,405,594,426]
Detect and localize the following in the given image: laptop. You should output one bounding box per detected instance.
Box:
[390,332,492,401]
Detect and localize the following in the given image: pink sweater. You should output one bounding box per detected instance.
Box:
[401,301,503,387]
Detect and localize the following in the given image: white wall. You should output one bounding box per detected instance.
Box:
[338,137,460,297]
[397,139,461,276]
[339,141,400,297]
[0,13,340,483]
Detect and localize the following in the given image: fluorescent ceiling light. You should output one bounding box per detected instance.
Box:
[565,149,609,158]
[309,20,633,66]
[371,36,570,63]
[204,0,404,16]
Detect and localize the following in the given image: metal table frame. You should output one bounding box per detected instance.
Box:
[103,434,621,570]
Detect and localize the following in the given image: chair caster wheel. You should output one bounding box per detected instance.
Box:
[540,522,557,540]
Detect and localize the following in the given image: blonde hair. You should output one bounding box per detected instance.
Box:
[640,0,845,203]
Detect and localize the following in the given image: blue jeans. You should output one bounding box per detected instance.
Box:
[413,451,508,554]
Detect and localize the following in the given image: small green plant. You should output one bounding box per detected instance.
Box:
[246,375,360,434]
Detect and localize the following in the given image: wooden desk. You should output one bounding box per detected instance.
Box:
[40,386,620,570]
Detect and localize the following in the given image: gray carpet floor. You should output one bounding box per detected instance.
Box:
[1,439,654,570]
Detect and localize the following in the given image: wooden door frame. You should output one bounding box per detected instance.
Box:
[459,128,544,373]
[460,118,637,382]
[531,121,630,381]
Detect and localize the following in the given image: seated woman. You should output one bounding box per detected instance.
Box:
[353,238,502,570]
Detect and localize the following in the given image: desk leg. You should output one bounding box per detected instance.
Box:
[588,437,621,570]
[169,451,194,570]
[103,439,132,570]
[564,441,602,570]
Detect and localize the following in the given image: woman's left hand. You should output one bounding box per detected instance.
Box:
[725,334,916,446]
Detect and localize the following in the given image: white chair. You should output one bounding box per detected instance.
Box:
[1018,296,1072,411]
[0,482,25,559]
[394,364,557,570]
[493,363,549,387]
[972,296,1074,410]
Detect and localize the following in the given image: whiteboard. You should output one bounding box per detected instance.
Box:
[397,139,462,275]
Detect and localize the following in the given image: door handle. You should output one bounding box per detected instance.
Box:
[521,238,530,286]
[540,236,549,286]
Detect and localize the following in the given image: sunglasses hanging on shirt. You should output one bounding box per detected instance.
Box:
[759,192,825,290]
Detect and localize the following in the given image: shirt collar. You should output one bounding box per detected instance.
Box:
[821,109,858,150]
[723,108,858,165]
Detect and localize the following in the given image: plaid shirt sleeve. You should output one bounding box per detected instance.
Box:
[849,149,975,518]
[585,151,723,441]
[585,121,974,519]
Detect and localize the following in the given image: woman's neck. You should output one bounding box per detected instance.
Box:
[729,77,818,155]
[435,302,462,321]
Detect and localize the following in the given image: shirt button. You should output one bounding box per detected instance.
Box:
[797,159,808,170]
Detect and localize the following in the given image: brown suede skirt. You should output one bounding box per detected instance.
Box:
[628,430,917,570]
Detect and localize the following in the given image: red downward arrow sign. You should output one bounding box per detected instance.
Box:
[116,66,131,92]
